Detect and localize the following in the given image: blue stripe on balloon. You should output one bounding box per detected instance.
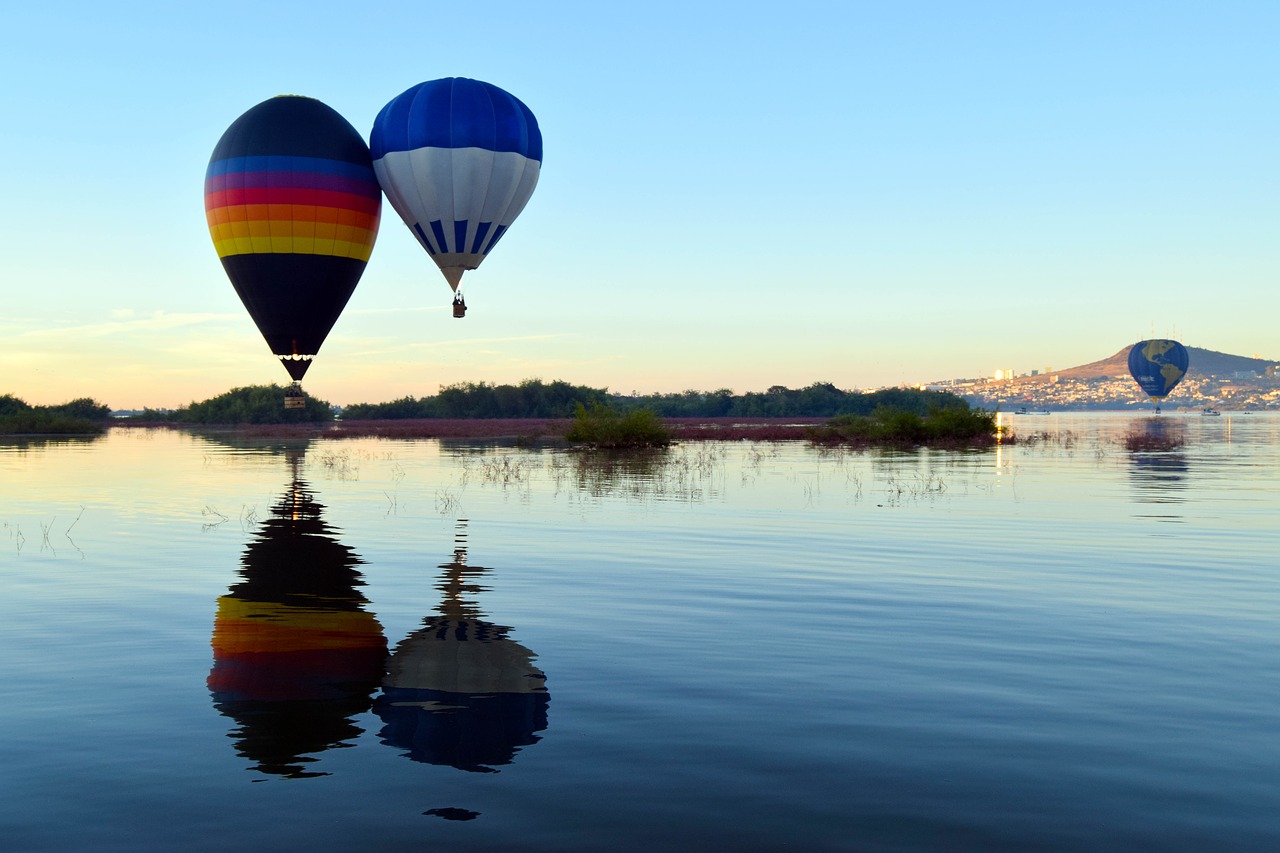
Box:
[484,225,507,255]
[470,222,492,254]
[207,155,375,182]
[453,221,468,255]
[413,222,437,255]
[430,220,449,253]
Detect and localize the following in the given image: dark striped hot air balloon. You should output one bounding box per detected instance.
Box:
[205,96,381,381]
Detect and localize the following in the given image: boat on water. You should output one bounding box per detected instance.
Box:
[1201,407,1221,416]
[1014,406,1050,415]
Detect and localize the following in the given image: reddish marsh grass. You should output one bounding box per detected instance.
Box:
[116,418,829,442]
[326,418,568,440]
[115,419,569,440]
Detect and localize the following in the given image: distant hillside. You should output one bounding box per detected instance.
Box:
[1015,346,1277,384]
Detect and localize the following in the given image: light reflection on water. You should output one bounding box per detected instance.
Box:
[1,414,1278,850]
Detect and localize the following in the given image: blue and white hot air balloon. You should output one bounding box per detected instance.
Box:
[370,78,542,316]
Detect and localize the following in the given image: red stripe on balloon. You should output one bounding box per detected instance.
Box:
[205,187,381,216]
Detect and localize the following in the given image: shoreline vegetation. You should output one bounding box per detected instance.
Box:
[117,380,985,423]
[7,380,1202,448]
[0,395,112,436]
[11,380,1216,450]
[4,383,1005,448]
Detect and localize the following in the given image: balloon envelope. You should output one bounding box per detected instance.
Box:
[369,77,542,294]
[206,96,381,380]
[1127,339,1190,400]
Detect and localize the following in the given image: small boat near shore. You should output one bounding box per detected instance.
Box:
[1202,407,1221,416]
[1014,406,1050,415]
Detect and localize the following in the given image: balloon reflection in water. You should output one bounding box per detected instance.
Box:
[375,520,549,773]
[208,458,387,778]
[1124,419,1189,511]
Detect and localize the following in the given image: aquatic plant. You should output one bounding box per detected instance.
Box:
[564,403,671,448]
[807,404,999,447]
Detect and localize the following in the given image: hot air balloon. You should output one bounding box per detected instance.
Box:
[369,78,542,317]
[1128,339,1190,413]
[205,96,381,389]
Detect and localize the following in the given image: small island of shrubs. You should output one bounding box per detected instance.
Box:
[565,403,672,448]
[807,404,1001,447]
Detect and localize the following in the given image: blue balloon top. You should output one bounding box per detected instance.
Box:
[370,78,542,162]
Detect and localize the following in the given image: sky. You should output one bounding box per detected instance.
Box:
[1,1,1275,408]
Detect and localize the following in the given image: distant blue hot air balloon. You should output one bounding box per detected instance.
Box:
[369,77,542,317]
[1128,340,1190,411]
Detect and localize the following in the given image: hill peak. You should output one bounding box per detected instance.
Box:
[1020,346,1276,383]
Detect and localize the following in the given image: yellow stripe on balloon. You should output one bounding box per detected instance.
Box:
[211,227,376,260]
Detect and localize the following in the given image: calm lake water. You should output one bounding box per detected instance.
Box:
[2,413,1278,851]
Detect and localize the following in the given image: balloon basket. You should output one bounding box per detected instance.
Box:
[284,384,305,410]
[452,302,467,318]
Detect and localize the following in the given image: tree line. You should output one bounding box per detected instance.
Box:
[0,395,113,434]
[7,382,976,429]
[341,380,970,420]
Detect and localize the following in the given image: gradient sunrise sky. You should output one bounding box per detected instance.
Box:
[1,1,1275,408]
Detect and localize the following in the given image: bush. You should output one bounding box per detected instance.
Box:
[808,404,998,446]
[46,397,113,421]
[0,394,34,417]
[564,403,671,448]
[120,408,180,422]
[0,410,105,435]
[175,385,335,424]
[0,394,109,434]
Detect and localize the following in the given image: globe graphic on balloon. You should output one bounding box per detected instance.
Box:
[1127,339,1190,406]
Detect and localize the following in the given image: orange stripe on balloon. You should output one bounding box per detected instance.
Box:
[206,205,378,232]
